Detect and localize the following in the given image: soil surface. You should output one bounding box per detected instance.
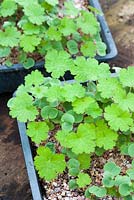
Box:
[0,94,32,200]
[100,0,134,67]
[0,1,134,200]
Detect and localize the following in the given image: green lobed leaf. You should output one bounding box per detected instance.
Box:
[46,26,62,41]
[61,82,85,102]
[34,147,66,181]
[0,27,20,47]
[26,121,49,143]
[119,67,134,88]
[77,10,99,35]
[66,123,96,154]
[7,93,38,122]
[71,57,110,82]
[25,70,45,87]
[45,49,74,78]
[0,0,17,17]
[23,3,45,25]
[104,104,133,132]
[80,41,97,57]
[95,120,118,150]
[76,173,91,188]
[20,35,41,52]
[59,17,77,36]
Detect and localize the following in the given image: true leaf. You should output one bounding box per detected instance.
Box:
[45,50,74,78]
[0,0,17,17]
[119,67,134,88]
[76,173,91,188]
[34,147,66,181]
[23,3,45,25]
[20,35,41,52]
[0,27,20,47]
[66,123,96,154]
[27,121,49,143]
[104,104,133,131]
[8,93,38,122]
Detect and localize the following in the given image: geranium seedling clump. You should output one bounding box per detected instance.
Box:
[8,61,134,198]
[0,0,106,68]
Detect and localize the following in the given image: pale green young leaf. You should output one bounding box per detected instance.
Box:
[23,3,45,25]
[56,130,72,147]
[22,22,40,35]
[95,120,118,150]
[27,121,49,143]
[34,147,66,181]
[31,85,48,99]
[66,123,96,154]
[46,26,62,41]
[59,17,77,36]
[127,169,134,180]
[45,85,64,102]
[71,57,110,82]
[80,41,96,57]
[20,35,41,52]
[64,1,79,17]
[72,97,95,114]
[61,82,85,102]
[76,173,91,188]
[0,0,17,17]
[0,27,20,47]
[98,77,122,99]
[104,104,133,131]
[45,50,73,78]
[114,92,134,112]
[119,67,134,88]
[8,93,38,122]
[25,70,45,87]
[77,11,99,35]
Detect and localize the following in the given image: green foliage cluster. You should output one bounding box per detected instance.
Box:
[8,58,134,198]
[0,0,106,68]
[86,161,134,199]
